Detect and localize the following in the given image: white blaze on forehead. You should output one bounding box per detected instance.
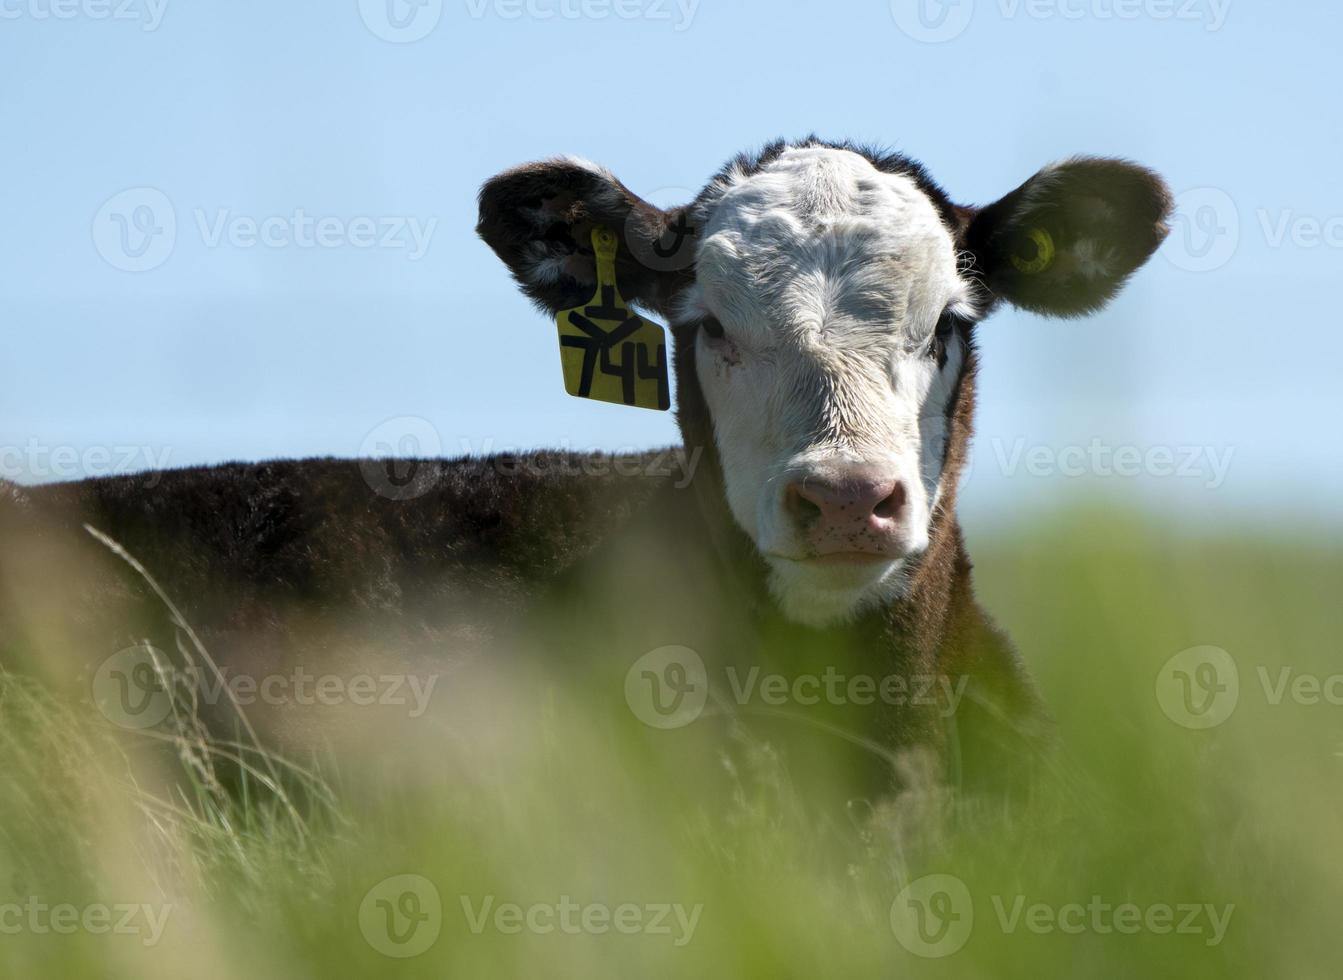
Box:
[686,147,971,343]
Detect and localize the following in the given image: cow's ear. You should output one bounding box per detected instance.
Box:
[963,158,1173,317]
[477,158,698,317]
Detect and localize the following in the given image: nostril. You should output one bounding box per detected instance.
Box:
[785,484,824,527]
[872,482,907,521]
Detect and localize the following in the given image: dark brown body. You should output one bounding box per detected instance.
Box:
[0,441,1045,798]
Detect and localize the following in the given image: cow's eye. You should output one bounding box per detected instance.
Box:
[934,310,957,339]
[930,309,959,364]
[700,317,726,341]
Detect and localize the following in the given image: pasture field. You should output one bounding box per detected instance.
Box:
[1,507,1339,978]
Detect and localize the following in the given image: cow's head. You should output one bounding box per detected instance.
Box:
[479,140,1171,626]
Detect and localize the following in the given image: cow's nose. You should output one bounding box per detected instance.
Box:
[784,473,907,554]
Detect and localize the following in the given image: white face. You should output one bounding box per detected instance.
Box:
[677,148,978,627]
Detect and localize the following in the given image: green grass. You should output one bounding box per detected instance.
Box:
[2,508,1340,978]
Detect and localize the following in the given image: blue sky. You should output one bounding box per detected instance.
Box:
[1,0,1338,526]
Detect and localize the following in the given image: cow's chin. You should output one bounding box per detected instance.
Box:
[762,554,912,629]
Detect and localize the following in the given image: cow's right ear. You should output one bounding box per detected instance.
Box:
[477,158,698,317]
[961,157,1173,317]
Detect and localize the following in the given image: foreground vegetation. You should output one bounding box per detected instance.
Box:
[1,509,1339,978]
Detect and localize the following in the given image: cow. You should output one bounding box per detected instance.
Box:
[0,138,1172,802]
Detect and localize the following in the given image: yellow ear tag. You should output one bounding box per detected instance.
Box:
[554,227,670,412]
[1011,227,1056,275]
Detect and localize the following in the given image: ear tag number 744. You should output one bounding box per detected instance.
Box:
[554,227,670,412]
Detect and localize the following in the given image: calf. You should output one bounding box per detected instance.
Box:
[0,138,1171,799]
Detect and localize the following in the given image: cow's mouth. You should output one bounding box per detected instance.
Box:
[767,551,900,567]
[799,552,894,567]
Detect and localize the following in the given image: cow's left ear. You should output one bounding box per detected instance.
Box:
[963,158,1173,317]
[477,157,697,318]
